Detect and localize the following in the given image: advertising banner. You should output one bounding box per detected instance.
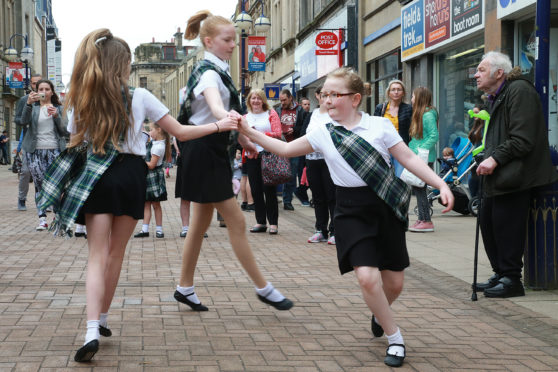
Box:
[425,0,451,48]
[401,0,484,61]
[402,0,425,59]
[497,0,536,19]
[452,0,483,38]
[6,62,26,89]
[247,36,266,72]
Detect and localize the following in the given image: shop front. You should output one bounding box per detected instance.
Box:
[401,0,485,157]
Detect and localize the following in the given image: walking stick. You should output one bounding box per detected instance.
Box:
[471,169,483,302]
[467,108,490,302]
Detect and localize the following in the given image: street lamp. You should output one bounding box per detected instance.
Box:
[4,33,34,90]
[235,0,270,107]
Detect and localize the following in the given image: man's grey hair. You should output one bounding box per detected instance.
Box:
[483,51,513,77]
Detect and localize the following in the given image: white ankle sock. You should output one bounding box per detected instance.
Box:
[85,320,100,345]
[176,285,200,304]
[75,224,86,233]
[99,312,108,328]
[156,226,163,233]
[386,328,405,356]
[374,316,381,326]
[182,226,189,232]
[142,224,149,233]
[255,282,285,302]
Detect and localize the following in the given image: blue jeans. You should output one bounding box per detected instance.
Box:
[282,156,299,204]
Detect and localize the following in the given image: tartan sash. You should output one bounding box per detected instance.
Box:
[37,143,119,237]
[326,123,411,227]
[177,59,243,125]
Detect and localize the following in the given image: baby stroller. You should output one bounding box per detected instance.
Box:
[415,136,479,217]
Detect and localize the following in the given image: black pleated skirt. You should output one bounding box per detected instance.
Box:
[76,154,147,224]
[175,132,233,203]
[334,186,409,275]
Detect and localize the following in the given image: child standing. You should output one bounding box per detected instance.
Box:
[238,67,454,368]
[232,148,242,196]
[134,122,171,238]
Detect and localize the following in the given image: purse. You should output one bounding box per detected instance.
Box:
[400,148,429,188]
[260,151,291,186]
[12,153,22,174]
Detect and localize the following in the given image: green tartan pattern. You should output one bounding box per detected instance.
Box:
[144,142,166,200]
[177,60,242,125]
[37,143,119,237]
[146,166,166,200]
[326,123,411,227]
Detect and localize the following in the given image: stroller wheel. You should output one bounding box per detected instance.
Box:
[413,205,434,217]
[468,197,480,217]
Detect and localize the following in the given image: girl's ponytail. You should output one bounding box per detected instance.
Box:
[185,10,212,40]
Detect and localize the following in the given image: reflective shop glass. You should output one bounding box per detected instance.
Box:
[436,39,484,155]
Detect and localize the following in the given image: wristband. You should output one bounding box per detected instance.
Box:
[214,122,220,133]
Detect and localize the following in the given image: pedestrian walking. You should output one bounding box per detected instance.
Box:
[14,74,42,211]
[276,89,309,209]
[244,89,282,234]
[472,51,558,298]
[173,10,293,313]
[304,86,336,245]
[0,130,9,165]
[238,67,454,368]
[134,122,171,239]
[19,79,68,230]
[407,86,439,232]
[41,28,238,363]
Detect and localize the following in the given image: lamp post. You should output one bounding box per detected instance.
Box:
[4,33,34,91]
[234,0,270,107]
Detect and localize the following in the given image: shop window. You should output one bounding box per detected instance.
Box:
[436,39,484,153]
[365,50,402,114]
[518,19,536,83]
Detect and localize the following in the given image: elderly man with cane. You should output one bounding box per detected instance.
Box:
[472,51,557,298]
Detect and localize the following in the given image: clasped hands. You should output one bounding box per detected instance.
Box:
[217,111,258,157]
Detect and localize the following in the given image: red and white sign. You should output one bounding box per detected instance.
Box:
[315,31,339,55]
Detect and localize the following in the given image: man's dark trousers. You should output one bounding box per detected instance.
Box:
[479,189,531,279]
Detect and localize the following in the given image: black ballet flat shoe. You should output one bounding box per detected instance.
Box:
[174,290,208,311]
[74,339,99,362]
[74,232,87,238]
[99,325,112,337]
[250,225,267,233]
[371,315,384,337]
[384,343,405,367]
[257,295,294,310]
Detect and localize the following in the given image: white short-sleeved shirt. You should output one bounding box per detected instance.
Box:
[246,111,271,153]
[189,51,231,125]
[305,112,403,187]
[305,108,332,160]
[67,88,168,156]
[150,140,166,166]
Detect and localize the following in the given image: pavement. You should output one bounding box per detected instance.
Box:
[0,165,558,371]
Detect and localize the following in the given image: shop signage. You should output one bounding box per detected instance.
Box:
[264,84,280,100]
[6,62,26,89]
[402,0,425,59]
[497,0,536,19]
[315,31,339,55]
[300,48,317,88]
[425,0,450,48]
[247,36,266,72]
[401,0,484,61]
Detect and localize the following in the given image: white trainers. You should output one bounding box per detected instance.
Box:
[308,231,327,243]
[327,235,336,245]
[36,217,48,231]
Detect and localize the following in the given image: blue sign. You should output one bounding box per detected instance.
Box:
[401,0,425,61]
[264,84,280,100]
[248,61,265,72]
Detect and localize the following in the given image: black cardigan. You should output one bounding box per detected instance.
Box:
[374,101,412,144]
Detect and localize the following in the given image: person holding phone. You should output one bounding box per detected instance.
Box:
[20,79,68,230]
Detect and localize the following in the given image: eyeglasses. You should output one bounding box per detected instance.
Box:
[320,92,356,100]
